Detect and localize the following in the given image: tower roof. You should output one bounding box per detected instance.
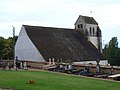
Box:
[75,15,98,25]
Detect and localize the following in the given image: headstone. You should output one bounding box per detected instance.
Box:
[110,66,114,74]
[15,56,18,70]
[6,61,10,70]
[96,60,100,73]
[52,58,55,65]
[56,58,59,68]
[59,58,63,68]
[68,60,72,70]
[96,65,100,73]
[20,62,23,69]
[60,64,63,69]
[49,58,52,65]
[64,65,67,70]
[60,58,62,64]
[68,64,72,70]
[23,62,27,70]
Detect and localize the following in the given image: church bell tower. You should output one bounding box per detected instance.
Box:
[75,15,102,52]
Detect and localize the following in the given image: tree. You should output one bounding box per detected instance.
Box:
[0,36,18,60]
[0,37,5,59]
[3,38,13,59]
[103,37,120,66]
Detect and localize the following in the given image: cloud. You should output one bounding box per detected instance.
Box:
[0,0,120,46]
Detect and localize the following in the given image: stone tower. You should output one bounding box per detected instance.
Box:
[75,15,102,52]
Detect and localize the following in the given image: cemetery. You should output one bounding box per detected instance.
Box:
[1,58,120,81]
[0,15,120,90]
[0,68,120,90]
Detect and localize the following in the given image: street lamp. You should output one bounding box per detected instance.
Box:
[12,26,15,69]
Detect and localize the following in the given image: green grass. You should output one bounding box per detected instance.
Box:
[0,70,120,90]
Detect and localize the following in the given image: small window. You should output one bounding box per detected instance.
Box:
[77,24,80,28]
[80,24,83,28]
[93,28,95,35]
[90,27,92,34]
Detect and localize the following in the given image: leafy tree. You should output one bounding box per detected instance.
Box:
[103,37,120,66]
[0,36,18,60]
[0,37,5,59]
[3,38,13,59]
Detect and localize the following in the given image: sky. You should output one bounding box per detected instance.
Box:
[0,0,120,47]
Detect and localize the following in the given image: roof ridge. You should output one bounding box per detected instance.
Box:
[79,15,93,18]
[23,25,74,31]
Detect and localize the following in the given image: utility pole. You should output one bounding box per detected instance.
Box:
[12,26,16,70]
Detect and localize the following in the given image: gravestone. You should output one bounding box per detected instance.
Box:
[96,60,100,73]
[23,62,27,70]
[48,58,52,65]
[52,58,55,65]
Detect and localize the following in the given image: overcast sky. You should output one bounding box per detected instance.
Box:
[0,0,120,47]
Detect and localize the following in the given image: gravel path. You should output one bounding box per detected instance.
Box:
[0,88,11,90]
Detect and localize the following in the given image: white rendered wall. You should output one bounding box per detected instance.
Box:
[86,24,98,36]
[88,37,98,49]
[15,26,45,62]
[86,24,99,49]
[75,16,86,30]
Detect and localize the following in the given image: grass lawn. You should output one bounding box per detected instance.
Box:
[0,70,120,90]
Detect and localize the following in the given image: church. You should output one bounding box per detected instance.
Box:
[15,15,107,65]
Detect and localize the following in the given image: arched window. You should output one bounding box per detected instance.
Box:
[93,27,95,35]
[77,24,80,28]
[90,27,92,35]
[80,24,83,28]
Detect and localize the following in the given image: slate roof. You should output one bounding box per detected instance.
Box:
[24,25,105,62]
[75,15,98,25]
